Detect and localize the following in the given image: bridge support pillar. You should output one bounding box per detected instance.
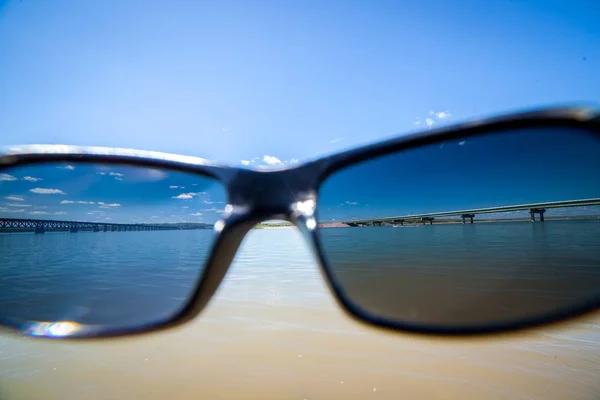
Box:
[34,225,45,234]
[422,217,434,225]
[461,214,475,224]
[103,225,108,232]
[93,226,100,232]
[529,208,546,222]
[70,225,78,233]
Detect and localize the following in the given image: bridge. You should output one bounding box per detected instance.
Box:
[343,198,600,227]
[0,218,208,233]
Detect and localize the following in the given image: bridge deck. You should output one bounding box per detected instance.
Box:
[0,218,210,232]
[343,198,600,225]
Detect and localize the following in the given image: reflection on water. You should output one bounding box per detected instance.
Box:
[321,221,600,326]
[1,228,600,399]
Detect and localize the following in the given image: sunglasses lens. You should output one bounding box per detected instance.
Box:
[318,126,600,331]
[0,162,226,336]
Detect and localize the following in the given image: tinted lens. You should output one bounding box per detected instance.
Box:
[318,126,600,330]
[0,162,226,335]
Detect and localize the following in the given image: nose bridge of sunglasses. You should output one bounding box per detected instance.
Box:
[224,168,318,224]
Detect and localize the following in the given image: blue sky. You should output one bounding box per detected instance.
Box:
[1,0,599,168]
[0,163,227,224]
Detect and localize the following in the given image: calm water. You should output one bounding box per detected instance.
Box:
[1,225,600,399]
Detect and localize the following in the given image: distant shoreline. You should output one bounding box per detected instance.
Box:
[317,215,600,228]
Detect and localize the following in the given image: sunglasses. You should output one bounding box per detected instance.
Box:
[1,106,600,339]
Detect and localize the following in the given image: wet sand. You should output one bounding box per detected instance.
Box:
[1,229,599,399]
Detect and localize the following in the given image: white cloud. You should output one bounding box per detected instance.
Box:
[109,172,124,180]
[169,185,184,189]
[330,137,343,144]
[0,173,17,181]
[416,110,452,129]
[22,176,43,182]
[30,211,49,215]
[99,203,121,208]
[60,200,74,204]
[58,165,75,170]
[241,160,251,166]
[0,208,25,213]
[98,172,107,176]
[172,193,194,200]
[190,212,203,216]
[182,206,189,209]
[172,192,203,200]
[30,188,66,195]
[345,201,358,205]
[7,203,31,207]
[77,201,96,205]
[54,212,68,215]
[202,207,224,212]
[4,195,24,201]
[263,155,282,165]
[288,158,300,164]
[458,140,466,146]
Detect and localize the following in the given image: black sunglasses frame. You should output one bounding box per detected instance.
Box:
[2,105,600,340]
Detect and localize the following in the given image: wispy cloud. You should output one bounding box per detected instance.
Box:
[458,140,466,146]
[414,110,453,129]
[0,207,25,213]
[54,212,68,215]
[99,203,121,208]
[60,200,74,204]
[58,165,75,170]
[330,137,343,144]
[190,212,203,216]
[201,207,225,212]
[5,196,25,201]
[30,211,49,215]
[22,176,43,182]
[30,188,66,195]
[109,172,124,180]
[169,185,185,189]
[7,203,32,207]
[0,173,17,181]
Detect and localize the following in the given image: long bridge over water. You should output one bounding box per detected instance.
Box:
[0,218,210,233]
[343,198,600,227]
